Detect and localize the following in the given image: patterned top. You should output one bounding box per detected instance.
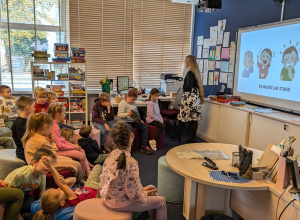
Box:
[99,148,147,208]
[0,97,18,124]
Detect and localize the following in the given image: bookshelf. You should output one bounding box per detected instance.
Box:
[31,61,88,128]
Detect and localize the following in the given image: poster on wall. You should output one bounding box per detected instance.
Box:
[220,72,228,83]
[204,59,209,74]
[197,46,202,58]
[223,32,230,47]
[202,72,208,86]
[209,72,214,85]
[197,36,204,45]
[221,48,230,59]
[203,49,209,58]
[204,39,210,49]
[209,46,216,60]
[214,71,219,85]
[221,61,229,72]
[198,59,204,72]
[208,61,215,70]
[215,61,221,69]
[215,46,221,60]
[229,41,236,72]
[210,26,218,46]
[227,73,233,88]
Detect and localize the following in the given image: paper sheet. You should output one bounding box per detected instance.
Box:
[223,32,230,47]
[253,108,278,114]
[209,72,214,85]
[210,26,218,46]
[197,35,204,45]
[214,71,219,85]
[203,48,209,58]
[204,59,209,74]
[229,41,236,72]
[219,72,228,83]
[227,73,233,88]
[215,46,221,60]
[204,39,210,49]
[197,45,202,58]
[220,61,229,72]
[221,48,230,59]
[215,61,221,69]
[209,46,216,60]
[208,61,215,70]
[198,59,204,72]
[202,72,208,86]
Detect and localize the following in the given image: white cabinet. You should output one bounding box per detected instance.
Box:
[198,102,249,146]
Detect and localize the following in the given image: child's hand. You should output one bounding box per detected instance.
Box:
[59,175,66,185]
[104,124,111,131]
[0,124,5,127]
[143,186,158,196]
[49,134,55,143]
[42,156,52,167]
[127,111,132,116]
[141,120,144,124]
[0,180,8,187]
[161,120,164,124]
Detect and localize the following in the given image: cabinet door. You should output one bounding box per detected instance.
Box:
[218,106,249,146]
[198,102,219,141]
[248,115,288,151]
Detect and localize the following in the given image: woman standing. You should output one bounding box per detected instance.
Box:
[171,55,205,143]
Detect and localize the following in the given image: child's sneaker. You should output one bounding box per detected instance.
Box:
[149,140,157,151]
[140,146,153,155]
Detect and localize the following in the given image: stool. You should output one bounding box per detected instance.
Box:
[145,123,165,150]
[46,169,73,188]
[74,125,101,147]
[131,127,141,151]
[73,198,132,220]
[0,149,26,179]
[157,156,184,203]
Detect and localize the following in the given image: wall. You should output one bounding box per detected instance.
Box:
[193,0,300,96]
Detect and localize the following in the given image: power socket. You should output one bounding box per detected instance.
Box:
[292,192,300,202]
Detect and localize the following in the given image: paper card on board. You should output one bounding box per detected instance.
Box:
[215,46,221,60]
[227,73,233,88]
[219,72,228,83]
[198,59,204,72]
[221,48,230,59]
[223,32,230,47]
[203,49,209,58]
[204,39,210,49]
[220,61,229,72]
[210,26,218,46]
[215,61,221,69]
[197,36,204,45]
[197,46,202,58]
[214,71,219,85]
[202,72,208,86]
[204,59,209,74]
[208,61,215,70]
[209,72,214,85]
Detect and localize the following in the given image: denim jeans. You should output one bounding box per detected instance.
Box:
[93,120,115,147]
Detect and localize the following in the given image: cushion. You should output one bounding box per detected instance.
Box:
[160,109,179,119]
[145,123,165,149]
[0,149,26,180]
[46,169,73,188]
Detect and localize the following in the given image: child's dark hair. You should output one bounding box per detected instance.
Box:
[33,149,56,162]
[111,122,132,170]
[99,92,110,102]
[127,88,138,98]
[79,125,92,138]
[0,85,10,93]
[16,96,35,111]
[61,128,74,142]
[48,103,65,119]
[150,88,159,100]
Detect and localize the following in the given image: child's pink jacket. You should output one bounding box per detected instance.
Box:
[51,121,76,151]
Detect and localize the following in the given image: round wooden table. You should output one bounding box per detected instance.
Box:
[166,143,272,220]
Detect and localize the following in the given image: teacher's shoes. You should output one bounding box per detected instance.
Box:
[149,140,157,151]
[140,146,153,155]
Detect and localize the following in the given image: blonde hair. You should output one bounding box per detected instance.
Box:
[61,128,74,142]
[35,87,48,97]
[48,103,65,119]
[185,55,205,103]
[48,91,57,102]
[33,189,62,220]
[99,92,110,102]
[22,113,53,146]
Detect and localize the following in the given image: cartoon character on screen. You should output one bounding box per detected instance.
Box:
[242,50,254,78]
[280,46,299,81]
[257,48,272,79]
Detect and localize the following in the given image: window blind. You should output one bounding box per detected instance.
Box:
[132,0,192,89]
[0,0,69,92]
[70,0,133,91]
[69,0,192,91]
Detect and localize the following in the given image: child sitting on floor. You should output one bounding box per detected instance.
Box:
[22,112,83,182]
[4,149,56,215]
[33,159,102,220]
[34,87,50,113]
[117,89,153,155]
[11,96,35,162]
[146,88,165,151]
[99,122,167,220]
[48,103,91,176]
[78,125,109,165]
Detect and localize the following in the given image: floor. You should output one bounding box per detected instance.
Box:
[131,124,206,220]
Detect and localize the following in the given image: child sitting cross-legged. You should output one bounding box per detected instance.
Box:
[33,159,102,220]
[99,122,167,220]
[4,149,56,215]
[48,103,92,176]
[78,125,109,165]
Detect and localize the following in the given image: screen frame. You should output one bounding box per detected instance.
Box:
[233,18,300,114]
[117,76,129,93]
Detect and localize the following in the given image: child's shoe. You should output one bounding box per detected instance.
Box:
[140,146,153,155]
[149,139,157,151]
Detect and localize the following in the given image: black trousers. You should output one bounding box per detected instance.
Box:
[149,121,165,141]
[20,192,36,214]
[129,122,149,147]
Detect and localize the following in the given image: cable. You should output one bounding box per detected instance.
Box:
[276,188,287,220]
[278,199,296,220]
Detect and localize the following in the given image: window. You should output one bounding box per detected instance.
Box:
[0,0,69,92]
[70,0,192,91]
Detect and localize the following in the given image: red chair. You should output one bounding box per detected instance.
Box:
[46,169,73,188]
[131,127,141,151]
[145,123,165,149]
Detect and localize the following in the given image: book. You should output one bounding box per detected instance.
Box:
[54,43,68,47]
